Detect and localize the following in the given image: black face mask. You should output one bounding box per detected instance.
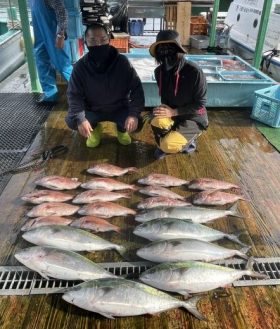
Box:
[87,44,110,63]
[155,43,179,71]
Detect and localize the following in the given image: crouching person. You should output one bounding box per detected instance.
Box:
[65,23,145,147]
[149,30,208,159]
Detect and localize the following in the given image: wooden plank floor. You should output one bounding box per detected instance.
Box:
[0,95,279,329]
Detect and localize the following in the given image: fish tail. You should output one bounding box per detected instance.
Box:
[182,296,206,321]
[127,167,138,173]
[116,245,127,258]
[244,257,269,279]
[122,192,132,199]
[227,233,248,247]
[227,203,243,218]
[237,246,251,259]
[130,184,139,191]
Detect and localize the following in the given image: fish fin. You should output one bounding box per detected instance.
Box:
[182,296,206,321]
[122,192,132,199]
[181,292,191,300]
[227,203,243,218]
[38,271,50,280]
[99,312,115,319]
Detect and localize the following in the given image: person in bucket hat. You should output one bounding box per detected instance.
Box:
[148,29,208,159]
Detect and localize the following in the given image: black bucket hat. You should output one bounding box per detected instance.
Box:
[149,30,186,57]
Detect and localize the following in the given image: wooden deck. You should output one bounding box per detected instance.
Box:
[0,94,279,329]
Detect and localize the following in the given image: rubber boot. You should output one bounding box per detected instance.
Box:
[117,131,131,145]
[86,124,102,148]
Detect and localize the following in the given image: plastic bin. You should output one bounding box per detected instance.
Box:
[251,85,280,127]
[190,16,208,35]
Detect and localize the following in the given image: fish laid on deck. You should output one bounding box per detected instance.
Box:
[62,278,205,320]
[21,190,73,204]
[187,178,240,191]
[70,216,121,233]
[135,204,242,223]
[137,238,250,263]
[192,190,247,206]
[133,218,246,246]
[72,190,130,204]
[78,201,136,218]
[81,177,137,191]
[22,225,125,254]
[139,185,185,200]
[27,202,79,217]
[35,175,81,190]
[87,163,138,177]
[139,260,267,297]
[138,173,189,187]
[137,196,191,209]
[21,216,73,231]
[15,246,116,281]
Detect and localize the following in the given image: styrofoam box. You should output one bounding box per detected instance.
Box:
[190,35,209,49]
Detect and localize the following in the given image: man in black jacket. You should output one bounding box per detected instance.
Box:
[65,23,144,147]
[149,30,208,159]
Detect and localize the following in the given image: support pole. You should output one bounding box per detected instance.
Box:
[252,0,273,69]
[209,0,220,47]
[18,0,41,93]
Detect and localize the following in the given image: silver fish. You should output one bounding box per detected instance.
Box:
[21,216,72,231]
[188,178,240,191]
[27,202,79,217]
[72,190,130,204]
[78,201,136,218]
[140,260,267,297]
[62,278,205,320]
[133,218,246,246]
[81,178,137,191]
[35,175,81,190]
[135,204,242,223]
[137,197,191,210]
[138,173,189,187]
[15,246,116,281]
[87,164,137,177]
[192,190,247,206]
[137,238,250,263]
[139,186,185,200]
[70,216,121,233]
[22,225,125,254]
[21,190,74,204]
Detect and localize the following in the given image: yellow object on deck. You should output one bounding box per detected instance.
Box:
[159,130,188,153]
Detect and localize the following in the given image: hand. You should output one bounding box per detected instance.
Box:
[78,120,93,138]
[153,104,178,117]
[125,116,138,133]
[55,36,65,49]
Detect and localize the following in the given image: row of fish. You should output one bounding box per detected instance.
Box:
[15,164,257,319]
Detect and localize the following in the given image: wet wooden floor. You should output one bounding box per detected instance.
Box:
[0,94,279,329]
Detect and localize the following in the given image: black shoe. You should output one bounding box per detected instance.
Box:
[154,148,166,160]
[182,140,197,154]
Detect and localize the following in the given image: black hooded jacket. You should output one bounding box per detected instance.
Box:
[154,58,208,129]
[66,46,145,126]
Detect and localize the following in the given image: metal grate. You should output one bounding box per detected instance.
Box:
[0,258,279,296]
[0,93,51,194]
